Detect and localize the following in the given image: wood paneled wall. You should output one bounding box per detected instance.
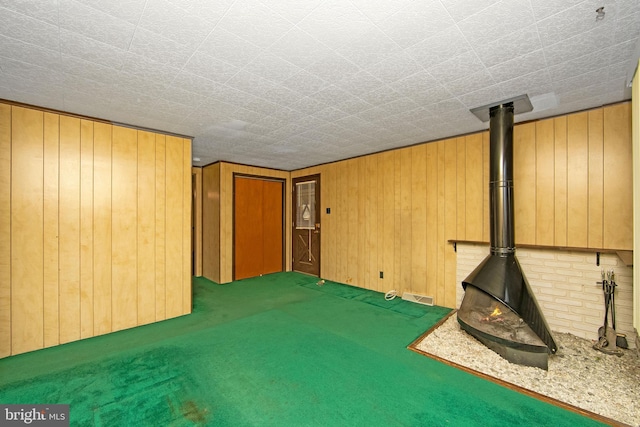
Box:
[192,167,203,277]
[0,102,192,358]
[291,102,632,308]
[201,162,290,284]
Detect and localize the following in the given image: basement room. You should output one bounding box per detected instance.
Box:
[1,1,639,426]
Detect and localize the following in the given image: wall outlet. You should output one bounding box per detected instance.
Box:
[379,271,383,279]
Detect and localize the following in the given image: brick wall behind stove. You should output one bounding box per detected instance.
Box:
[456,243,634,347]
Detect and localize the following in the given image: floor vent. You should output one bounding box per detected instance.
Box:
[402,292,434,306]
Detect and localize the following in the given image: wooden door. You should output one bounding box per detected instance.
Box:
[292,175,320,276]
[234,175,284,280]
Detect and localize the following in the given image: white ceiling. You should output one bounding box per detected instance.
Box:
[1,0,639,170]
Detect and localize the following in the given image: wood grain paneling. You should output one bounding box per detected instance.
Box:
[411,145,426,295]
[155,134,167,318]
[514,122,536,245]
[0,104,10,358]
[111,125,138,331]
[137,131,156,325]
[80,119,94,339]
[202,163,220,283]
[58,115,81,344]
[603,103,632,249]
[536,118,555,246]
[554,117,568,246]
[43,112,59,348]
[465,133,483,241]
[588,109,604,248]
[456,138,466,240]
[399,149,412,295]
[11,106,44,354]
[443,139,457,307]
[1,101,192,357]
[93,122,112,335]
[165,136,184,318]
[567,112,589,248]
[425,142,438,300]
[192,167,203,277]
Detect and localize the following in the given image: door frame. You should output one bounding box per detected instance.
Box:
[232,173,286,281]
[292,174,321,277]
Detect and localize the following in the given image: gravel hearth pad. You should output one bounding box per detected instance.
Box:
[412,313,640,426]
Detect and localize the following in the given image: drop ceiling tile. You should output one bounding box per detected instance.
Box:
[198,28,263,68]
[543,25,614,67]
[128,27,195,67]
[267,28,333,68]
[547,48,613,82]
[269,107,306,123]
[499,69,552,99]
[457,84,506,109]
[297,0,375,49]
[336,70,385,98]
[607,38,639,65]
[138,0,213,46]
[388,71,439,96]
[287,97,327,115]
[333,97,373,115]
[0,34,61,70]
[120,53,181,86]
[335,28,400,68]
[260,0,323,24]
[263,85,304,106]
[377,0,455,48]
[58,0,136,50]
[0,7,60,50]
[365,52,423,84]
[444,69,496,96]
[59,29,127,70]
[406,25,471,68]
[356,85,401,106]
[350,0,411,23]
[551,67,611,96]
[615,11,640,44]
[72,0,146,24]
[279,70,329,96]
[305,53,361,84]
[473,24,542,68]
[529,0,584,20]
[487,49,547,83]
[183,51,239,83]
[536,1,616,48]
[427,50,484,84]
[167,0,234,24]
[440,0,500,22]
[0,0,59,25]
[308,85,353,106]
[403,84,453,106]
[159,85,208,108]
[242,96,280,116]
[1,58,62,87]
[58,54,123,85]
[422,98,467,115]
[457,0,535,46]
[243,53,303,84]
[217,0,293,49]
[226,69,277,98]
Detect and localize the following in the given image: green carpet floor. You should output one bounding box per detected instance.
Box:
[0,272,604,426]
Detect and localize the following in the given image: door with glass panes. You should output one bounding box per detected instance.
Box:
[292,175,320,276]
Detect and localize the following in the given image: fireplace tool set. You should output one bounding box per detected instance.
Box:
[593,269,627,356]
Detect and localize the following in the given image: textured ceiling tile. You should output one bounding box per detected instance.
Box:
[333,97,373,115]
[551,67,611,96]
[138,0,213,46]
[198,28,263,68]
[547,48,614,82]
[543,25,614,67]
[309,85,354,106]
[529,0,587,20]
[388,71,439,96]
[263,85,304,107]
[473,24,542,68]
[440,0,500,22]
[267,28,332,68]
[128,27,195,67]
[457,0,535,46]
[406,25,471,68]
[58,54,124,85]
[457,84,506,109]
[58,0,136,50]
[444,69,496,96]
[0,7,60,50]
[499,69,552,99]
[226,69,277,98]
[336,28,399,68]
[171,71,223,97]
[428,50,484,84]
[167,0,234,24]
[365,52,423,84]
[488,49,547,83]
[120,53,181,86]
[297,0,375,49]
[72,0,146,24]
[350,0,411,23]
[335,70,385,97]
[0,0,59,25]
[260,0,323,24]
[305,53,361,83]
[356,85,401,106]
[536,1,615,47]
[288,97,328,115]
[280,70,329,96]
[378,1,456,48]
[217,0,293,48]
[243,53,302,84]
[59,29,127,70]
[0,34,61,70]
[403,84,453,106]
[183,50,240,83]
[159,85,208,108]
[615,11,640,44]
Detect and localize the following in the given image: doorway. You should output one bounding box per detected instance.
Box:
[292,174,320,276]
[233,174,285,280]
